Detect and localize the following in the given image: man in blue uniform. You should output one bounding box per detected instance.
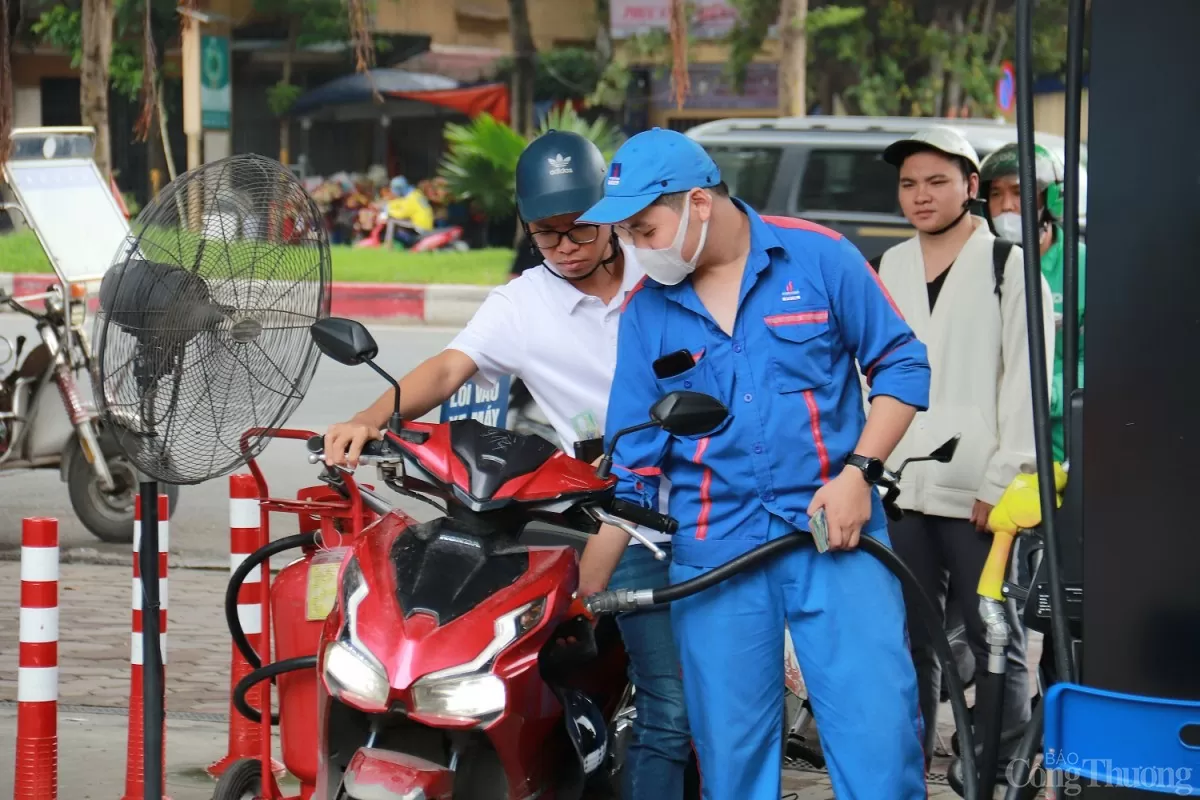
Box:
[578,128,933,798]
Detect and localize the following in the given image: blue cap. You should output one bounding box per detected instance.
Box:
[579,128,721,224]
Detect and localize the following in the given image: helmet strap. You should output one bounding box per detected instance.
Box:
[925,199,972,237]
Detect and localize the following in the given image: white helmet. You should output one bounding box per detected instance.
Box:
[883,126,981,173]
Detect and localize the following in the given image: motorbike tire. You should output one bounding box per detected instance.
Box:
[784,697,825,768]
[67,437,180,544]
[211,758,261,800]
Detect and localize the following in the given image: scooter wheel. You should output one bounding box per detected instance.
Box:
[211,758,262,800]
[784,734,825,769]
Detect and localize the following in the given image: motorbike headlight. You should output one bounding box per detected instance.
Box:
[406,597,545,723]
[322,557,390,712]
[410,673,507,721]
[44,291,64,318]
[323,639,390,712]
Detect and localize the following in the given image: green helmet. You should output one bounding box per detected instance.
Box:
[515,130,608,223]
[979,142,1066,220]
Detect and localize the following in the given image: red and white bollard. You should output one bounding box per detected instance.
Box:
[208,474,283,778]
[14,517,59,800]
[121,493,170,800]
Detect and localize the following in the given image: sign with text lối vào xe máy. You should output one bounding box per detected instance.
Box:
[440,376,512,428]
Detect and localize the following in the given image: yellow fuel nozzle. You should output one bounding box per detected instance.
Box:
[978,463,1068,601]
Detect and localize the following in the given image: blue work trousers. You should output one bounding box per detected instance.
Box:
[668,516,927,800]
[608,542,693,800]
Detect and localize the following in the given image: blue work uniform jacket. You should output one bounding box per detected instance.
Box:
[606,202,932,568]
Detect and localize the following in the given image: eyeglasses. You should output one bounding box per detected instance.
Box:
[529,224,602,249]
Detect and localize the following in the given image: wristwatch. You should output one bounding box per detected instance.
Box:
[845,454,885,485]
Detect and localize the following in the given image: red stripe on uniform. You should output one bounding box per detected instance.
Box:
[764,310,829,327]
[802,390,831,483]
[865,342,906,386]
[629,466,662,476]
[762,215,844,240]
[620,276,650,312]
[692,437,713,540]
[862,258,905,319]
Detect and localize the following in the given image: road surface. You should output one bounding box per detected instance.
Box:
[0,314,461,561]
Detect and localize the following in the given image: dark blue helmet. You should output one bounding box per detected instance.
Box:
[515,130,607,223]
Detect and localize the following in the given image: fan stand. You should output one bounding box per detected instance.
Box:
[138,476,166,800]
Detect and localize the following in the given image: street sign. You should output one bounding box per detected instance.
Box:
[440,375,511,428]
[996,60,1016,114]
[200,35,231,130]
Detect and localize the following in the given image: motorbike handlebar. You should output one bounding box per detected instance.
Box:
[306,434,392,465]
[608,497,677,535]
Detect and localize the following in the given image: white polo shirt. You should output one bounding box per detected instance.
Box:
[445,250,671,544]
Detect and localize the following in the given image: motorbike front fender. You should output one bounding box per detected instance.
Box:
[341,748,454,800]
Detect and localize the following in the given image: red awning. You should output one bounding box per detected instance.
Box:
[388,83,510,123]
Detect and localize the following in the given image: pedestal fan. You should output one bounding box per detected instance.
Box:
[93,154,332,799]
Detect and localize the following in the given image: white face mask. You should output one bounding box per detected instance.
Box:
[992,212,1023,243]
[634,194,710,286]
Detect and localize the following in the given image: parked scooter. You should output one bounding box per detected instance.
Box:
[0,283,179,542]
[303,316,710,800]
[355,214,469,253]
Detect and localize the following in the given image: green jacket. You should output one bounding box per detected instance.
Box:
[1041,227,1086,463]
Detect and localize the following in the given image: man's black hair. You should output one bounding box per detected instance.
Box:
[652,181,731,210]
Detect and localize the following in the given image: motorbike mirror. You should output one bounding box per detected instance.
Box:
[893,433,961,479]
[930,435,960,463]
[309,317,403,434]
[310,317,379,365]
[595,392,729,480]
[649,391,730,437]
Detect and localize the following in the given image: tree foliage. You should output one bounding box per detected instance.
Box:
[723,0,1085,117]
[32,0,178,99]
[438,104,626,219]
[492,48,606,106]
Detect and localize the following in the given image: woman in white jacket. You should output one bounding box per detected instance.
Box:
[873,127,1055,769]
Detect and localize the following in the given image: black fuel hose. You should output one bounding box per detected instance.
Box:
[1003,702,1045,800]
[233,656,319,724]
[225,531,318,670]
[587,531,980,800]
[1016,0,1075,688]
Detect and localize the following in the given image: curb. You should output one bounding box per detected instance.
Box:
[0,273,495,328]
[0,546,229,571]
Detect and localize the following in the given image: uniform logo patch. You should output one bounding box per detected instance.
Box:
[782,280,802,302]
[548,154,573,176]
[608,163,622,186]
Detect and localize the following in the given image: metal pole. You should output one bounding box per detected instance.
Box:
[138,479,164,800]
[1060,0,1086,460]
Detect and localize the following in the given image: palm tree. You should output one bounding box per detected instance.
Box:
[81,0,114,179]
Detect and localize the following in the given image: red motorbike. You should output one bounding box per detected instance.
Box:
[306,317,719,800]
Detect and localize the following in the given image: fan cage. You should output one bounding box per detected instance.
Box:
[93,154,332,485]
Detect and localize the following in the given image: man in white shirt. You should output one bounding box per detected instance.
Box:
[872,126,1054,772]
[323,130,693,799]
